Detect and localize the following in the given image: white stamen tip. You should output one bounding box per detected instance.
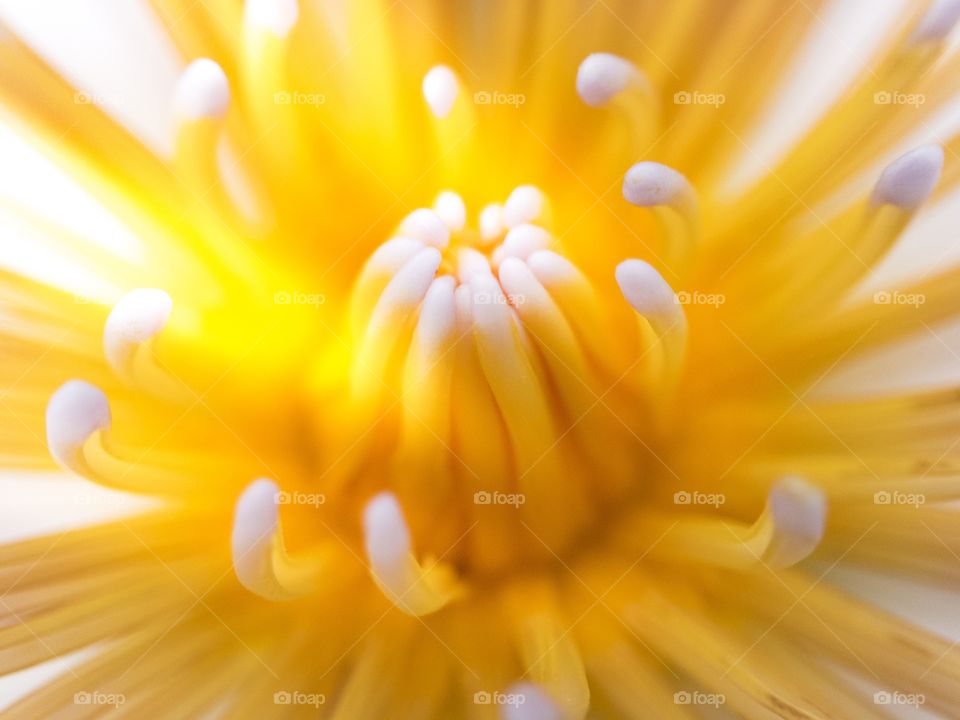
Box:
[911,0,960,43]
[479,203,505,242]
[174,58,230,121]
[434,190,467,232]
[500,683,562,720]
[499,224,552,262]
[363,492,411,573]
[399,209,450,249]
[871,145,944,210]
[764,476,826,567]
[622,162,694,209]
[232,478,281,594]
[46,380,110,473]
[615,259,679,322]
[503,185,547,229]
[104,289,172,376]
[576,53,642,107]
[245,0,299,36]
[422,65,460,119]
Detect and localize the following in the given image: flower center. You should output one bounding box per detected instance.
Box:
[338,185,666,578]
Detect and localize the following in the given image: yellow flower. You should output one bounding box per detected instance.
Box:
[2,0,960,717]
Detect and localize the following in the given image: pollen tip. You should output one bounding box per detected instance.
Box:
[503,185,547,229]
[615,259,678,321]
[576,52,641,107]
[434,190,467,232]
[871,144,944,210]
[46,380,110,472]
[232,478,280,558]
[104,289,172,373]
[245,0,299,36]
[910,0,960,43]
[765,476,826,567]
[500,683,562,720]
[363,491,411,566]
[499,224,552,262]
[622,161,693,209]
[398,209,450,249]
[422,65,459,119]
[479,203,505,242]
[174,58,230,121]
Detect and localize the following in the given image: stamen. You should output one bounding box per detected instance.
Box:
[173,58,230,122]
[527,250,626,378]
[633,477,826,569]
[45,381,190,494]
[421,65,459,120]
[244,0,299,38]
[46,380,110,477]
[503,185,549,229]
[353,248,442,399]
[231,478,331,601]
[615,259,687,392]
[870,144,944,210]
[575,53,646,108]
[103,289,180,393]
[350,236,426,337]
[623,162,698,268]
[492,224,552,267]
[433,190,467,232]
[456,247,493,283]
[501,683,562,720]
[362,492,460,616]
[398,208,450,249]
[479,202,506,243]
[576,53,656,154]
[909,0,960,44]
